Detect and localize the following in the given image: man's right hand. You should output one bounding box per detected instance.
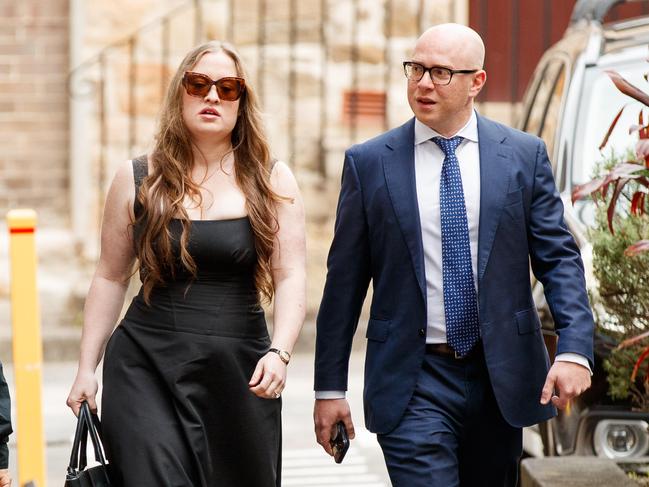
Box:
[313,399,355,456]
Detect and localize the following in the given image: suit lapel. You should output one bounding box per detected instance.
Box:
[381,116,513,300]
[382,119,427,301]
[477,115,513,282]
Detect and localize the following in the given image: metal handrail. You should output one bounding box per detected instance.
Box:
[68,0,204,97]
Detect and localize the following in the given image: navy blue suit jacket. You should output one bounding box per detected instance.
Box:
[314,115,595,434]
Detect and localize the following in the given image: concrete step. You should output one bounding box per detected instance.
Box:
[520,457,637,487]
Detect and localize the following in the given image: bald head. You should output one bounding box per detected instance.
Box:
[406,23,487,137]
[414,23,485,70]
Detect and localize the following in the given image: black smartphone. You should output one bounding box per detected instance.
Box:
[330,421,350,464]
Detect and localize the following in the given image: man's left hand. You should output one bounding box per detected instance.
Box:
[540,361,591,409]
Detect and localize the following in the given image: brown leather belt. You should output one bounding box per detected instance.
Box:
[425,343,474,360]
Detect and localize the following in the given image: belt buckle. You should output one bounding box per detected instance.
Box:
[454,350,462,359]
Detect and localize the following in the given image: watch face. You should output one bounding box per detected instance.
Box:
[279,351,290,363]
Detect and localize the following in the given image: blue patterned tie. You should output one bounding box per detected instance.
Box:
[433,136,480,357]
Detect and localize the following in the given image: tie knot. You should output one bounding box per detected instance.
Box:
[433,136,463,156]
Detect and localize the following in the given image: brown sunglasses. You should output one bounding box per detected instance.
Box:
[182,72,246,101]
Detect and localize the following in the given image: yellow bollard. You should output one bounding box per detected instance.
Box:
[7,209,46,487]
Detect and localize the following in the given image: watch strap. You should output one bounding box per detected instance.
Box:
[268,347,290,364]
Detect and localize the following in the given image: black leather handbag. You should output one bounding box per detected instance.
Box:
[65,401,111,487]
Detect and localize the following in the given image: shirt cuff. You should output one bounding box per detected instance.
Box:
[554,352,593,375]
[315,390,346,400]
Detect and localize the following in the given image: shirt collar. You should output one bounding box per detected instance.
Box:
[414,110,479,145]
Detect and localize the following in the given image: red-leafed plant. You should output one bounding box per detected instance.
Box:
[572,70,649,253]
[576,69,649,408]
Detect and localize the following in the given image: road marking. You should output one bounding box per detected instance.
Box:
[282,447,388,486]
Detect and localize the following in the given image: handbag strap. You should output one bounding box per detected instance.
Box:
[67,403,89,474]
[80,402,109,466]
[79,419,88,470]
[67,401,110,475]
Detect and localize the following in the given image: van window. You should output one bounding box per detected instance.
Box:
[574,62,647,186]
[522,58,567,166]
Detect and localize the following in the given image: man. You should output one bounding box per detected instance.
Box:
[0,363,11,487]
[313,23,593,486]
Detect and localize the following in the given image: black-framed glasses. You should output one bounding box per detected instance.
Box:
[182,71,246,100]
[403,61,478,85]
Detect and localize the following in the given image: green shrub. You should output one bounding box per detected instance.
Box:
[589,151,649,407]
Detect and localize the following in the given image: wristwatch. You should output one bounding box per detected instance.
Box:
[268,348,291,365]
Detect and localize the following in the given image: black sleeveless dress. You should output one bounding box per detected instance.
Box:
[101,156,281,487]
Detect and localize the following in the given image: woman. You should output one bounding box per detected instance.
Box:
[66,41,306,486]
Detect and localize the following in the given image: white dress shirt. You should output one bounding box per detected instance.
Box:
[316,112,589,400]
[415,112,480,343]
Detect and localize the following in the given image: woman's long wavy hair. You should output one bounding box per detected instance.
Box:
[134,41,284,304]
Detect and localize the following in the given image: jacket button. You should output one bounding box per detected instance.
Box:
[418,328,425,337]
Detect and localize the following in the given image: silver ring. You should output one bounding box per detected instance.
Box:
[274,391,281,398]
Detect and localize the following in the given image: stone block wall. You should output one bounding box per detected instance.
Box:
[67,0,457,234]
[1,0,481,327]
[73,0,456,181]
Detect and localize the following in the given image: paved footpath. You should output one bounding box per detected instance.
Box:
[3,352,390,486]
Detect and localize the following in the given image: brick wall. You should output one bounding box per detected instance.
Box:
[0,0,69,226]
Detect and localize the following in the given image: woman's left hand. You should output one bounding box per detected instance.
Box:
[248,352,287,399]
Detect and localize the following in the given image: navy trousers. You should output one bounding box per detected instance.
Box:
[376,346,522,487]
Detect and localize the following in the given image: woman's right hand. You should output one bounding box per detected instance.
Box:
[66,370,98,416]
